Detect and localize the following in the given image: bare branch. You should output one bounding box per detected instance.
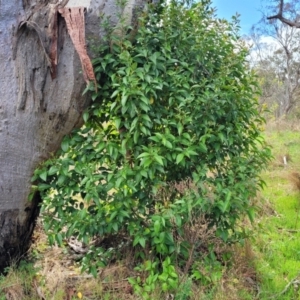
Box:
[267,0,300,28]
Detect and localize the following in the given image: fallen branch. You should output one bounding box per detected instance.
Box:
[277,228,300,233]
[268,272,300,299]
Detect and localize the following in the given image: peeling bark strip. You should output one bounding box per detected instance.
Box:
[48,4,59,79]
[59,7,97,89]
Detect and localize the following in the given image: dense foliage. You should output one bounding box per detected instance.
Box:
[32,0,271,295]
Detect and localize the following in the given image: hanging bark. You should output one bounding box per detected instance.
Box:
[0,0,147,271]
[59,7,97,88]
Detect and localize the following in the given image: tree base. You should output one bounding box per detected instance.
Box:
[0,193,41,272]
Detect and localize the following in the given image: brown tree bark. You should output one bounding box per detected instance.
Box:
[0,0,146,271]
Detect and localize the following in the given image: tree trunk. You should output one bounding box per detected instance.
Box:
[0,0,145,271]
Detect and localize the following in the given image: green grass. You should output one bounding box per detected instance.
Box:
[253,126,300,299]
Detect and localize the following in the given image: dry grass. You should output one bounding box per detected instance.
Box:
[29,238,136,299]
[0,215,260,300]
[265,119,300,132]
[1,273,25,300]
[289,171,300,191]
[214,243,257,300]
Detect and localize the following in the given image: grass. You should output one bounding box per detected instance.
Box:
[2,120,300,299]
[252,121,300,299]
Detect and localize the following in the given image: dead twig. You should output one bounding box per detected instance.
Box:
[277,228,300,233]
[267,272,300,299]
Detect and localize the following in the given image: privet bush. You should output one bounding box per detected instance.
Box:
[33,0,271,295]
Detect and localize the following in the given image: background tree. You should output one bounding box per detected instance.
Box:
[250,2,300,118]
[0,0,146,271]
[252,58,284,117]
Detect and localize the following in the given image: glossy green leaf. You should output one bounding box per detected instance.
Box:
[39,171,47,182]
[61,139,69,152]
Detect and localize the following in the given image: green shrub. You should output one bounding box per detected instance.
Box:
[32,0,271,294]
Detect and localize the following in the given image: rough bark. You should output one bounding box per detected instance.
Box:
[0,0,146,271]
